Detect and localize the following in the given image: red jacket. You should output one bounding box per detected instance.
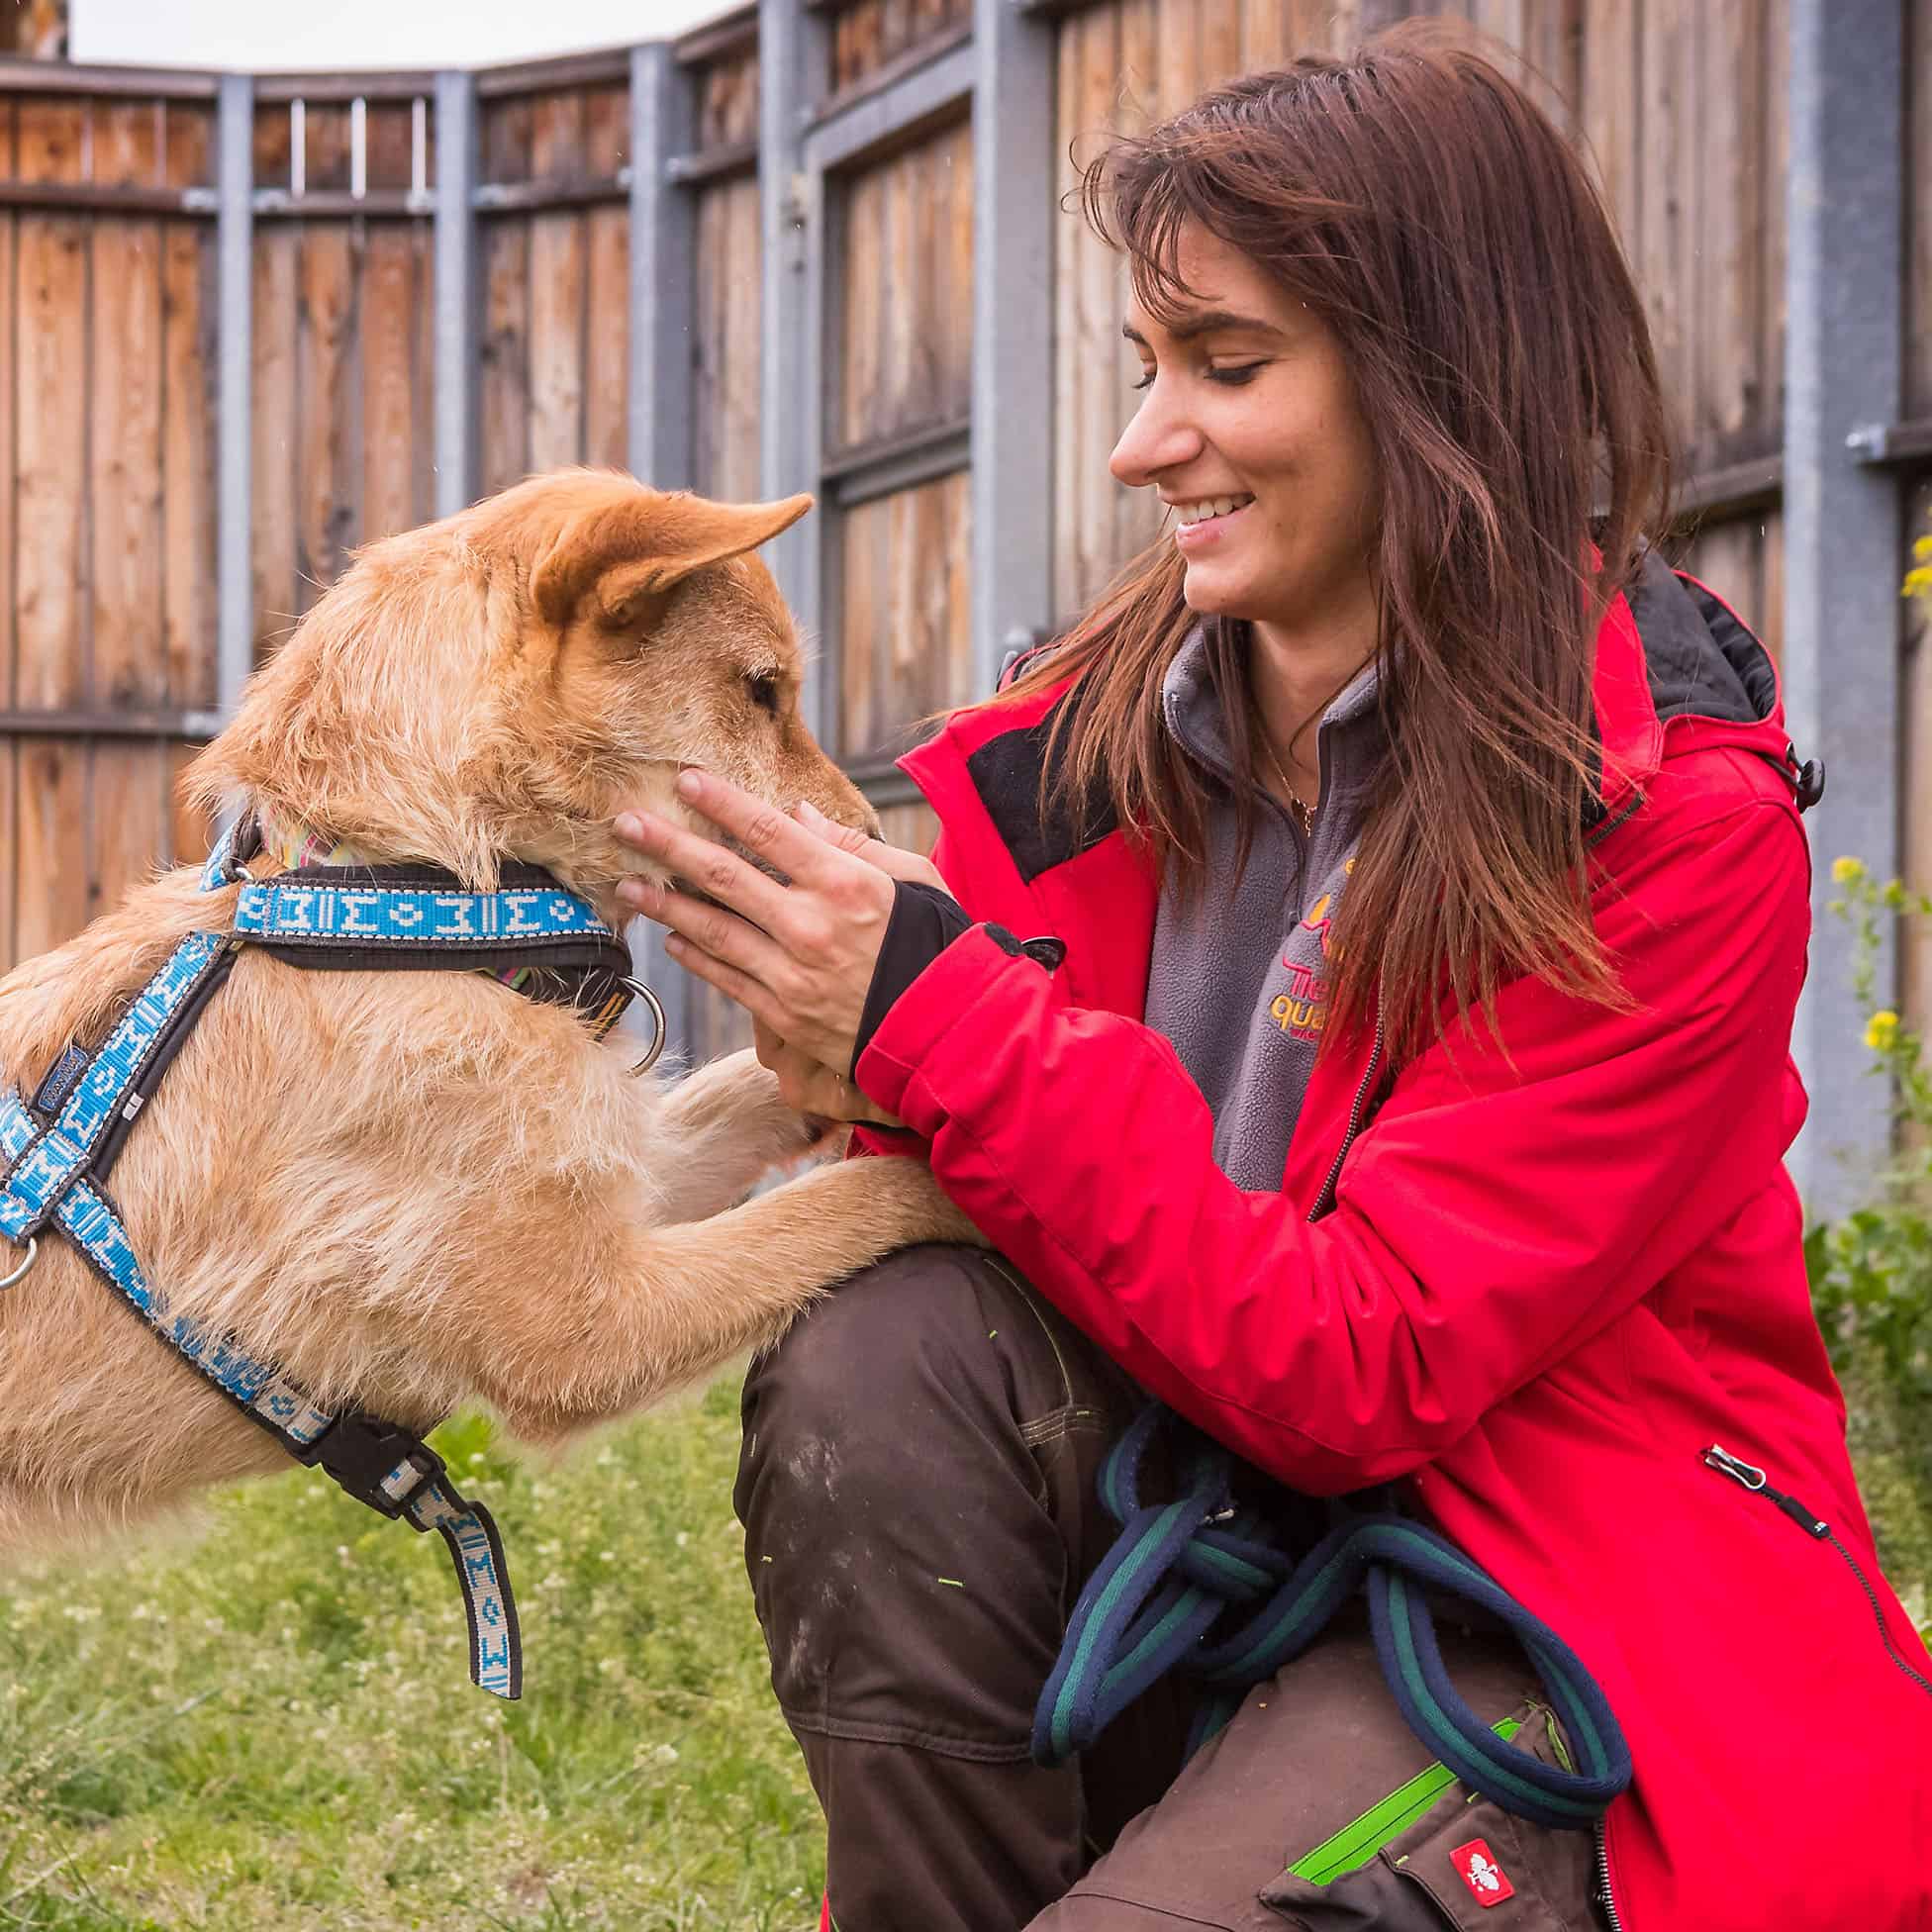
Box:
[853,570,1932,1929]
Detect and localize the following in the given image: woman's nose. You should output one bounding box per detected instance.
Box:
[1110,383,1204,489]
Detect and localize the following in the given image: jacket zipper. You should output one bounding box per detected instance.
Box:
[1594,1818,1625,1932]
[1702,1445,1932,1698]
[1308,989,1384,1221]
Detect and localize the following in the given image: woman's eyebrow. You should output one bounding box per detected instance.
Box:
[1121,310,1287,345]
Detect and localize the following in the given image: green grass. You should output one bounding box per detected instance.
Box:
[2,1367,1925,1932]
[0,1382,823,1931]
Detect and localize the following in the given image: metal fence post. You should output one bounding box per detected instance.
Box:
[433,70,479,520]
[628,41,698,1054]
[971,0,1057,695]
[758,0,828,741]
[629,45,696,494]
[216,74,253,721]
[1783,0,1906,1218]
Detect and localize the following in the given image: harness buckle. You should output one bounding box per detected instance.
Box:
[299,1412,445,1521]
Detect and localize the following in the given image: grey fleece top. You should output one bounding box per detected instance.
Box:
[1143,628,1387,1193]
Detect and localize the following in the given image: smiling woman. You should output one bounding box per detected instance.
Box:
[615,22,1932,1932]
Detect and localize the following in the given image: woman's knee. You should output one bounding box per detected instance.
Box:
[732,1243,1128,1738]
[735,1242,1028,1534]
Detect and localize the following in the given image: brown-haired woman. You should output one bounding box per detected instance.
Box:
[616,27,1932,1932]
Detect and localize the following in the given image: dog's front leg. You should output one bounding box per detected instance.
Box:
[468,1155,983,1442]
[647,1047,841,1223]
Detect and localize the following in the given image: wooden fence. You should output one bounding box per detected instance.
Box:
[0,0,1924,1195]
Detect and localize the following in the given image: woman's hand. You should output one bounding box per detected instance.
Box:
[614,768,949,1087]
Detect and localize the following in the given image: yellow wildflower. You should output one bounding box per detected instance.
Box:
[1865,1010,1900,1054]
[1831,856,1866,885]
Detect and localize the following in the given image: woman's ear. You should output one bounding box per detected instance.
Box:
[531,489,815,630]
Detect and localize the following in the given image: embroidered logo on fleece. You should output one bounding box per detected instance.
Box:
[1449,1838,1515,1907]
[1266,858,1355,1044]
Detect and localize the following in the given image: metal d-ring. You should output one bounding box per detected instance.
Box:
[620,977,668,1077]
[0,1236,38,1292]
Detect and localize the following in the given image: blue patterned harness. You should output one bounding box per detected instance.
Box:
[0,821,652,1700]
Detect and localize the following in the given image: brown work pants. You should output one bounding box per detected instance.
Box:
[734,1244,1602,1931]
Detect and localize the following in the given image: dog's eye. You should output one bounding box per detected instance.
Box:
[746,673,781,717]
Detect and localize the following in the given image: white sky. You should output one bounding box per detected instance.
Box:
[71,0,742,71]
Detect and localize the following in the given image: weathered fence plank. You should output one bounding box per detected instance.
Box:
[15,95,87,714]
[160,217,215,713]
[838,467,970,765]
[585,84,629,472]
[91,105,164,712]
[529,89,589,470]
[15,735,88,958]
[250,222,299,659]
[296,223,358,610]
[359,225,428,542]
[1580,0,1640,272]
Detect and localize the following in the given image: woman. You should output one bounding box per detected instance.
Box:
[615,30,1932,1932]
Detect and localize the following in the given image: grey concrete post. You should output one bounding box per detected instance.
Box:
[758,0,828,741]
[629,44,696,492]
[971,0,1057,695]
[1783,0,1906,1216]
[628,42,698,1054]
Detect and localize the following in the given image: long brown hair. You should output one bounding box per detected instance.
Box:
[1010,26,1671,1066]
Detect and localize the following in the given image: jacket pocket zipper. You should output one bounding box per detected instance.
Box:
[1702,1444,1932,1698]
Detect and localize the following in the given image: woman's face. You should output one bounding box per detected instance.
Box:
[1111,225,1380,643]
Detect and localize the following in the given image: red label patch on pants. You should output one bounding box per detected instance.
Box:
[1450,1838,1516,1906]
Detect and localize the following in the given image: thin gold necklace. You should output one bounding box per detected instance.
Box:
[1254,726,1318,837]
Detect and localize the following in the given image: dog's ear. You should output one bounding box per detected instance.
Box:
[531,490,814,630]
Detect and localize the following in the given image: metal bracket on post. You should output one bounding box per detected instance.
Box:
[628,41,699,1059]
[215,74,253,726]
[1845,420,1932,467]
[1783,0,1907,1216]
[433,70,479,521]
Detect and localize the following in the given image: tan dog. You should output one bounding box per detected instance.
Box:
[0,469,976,1554]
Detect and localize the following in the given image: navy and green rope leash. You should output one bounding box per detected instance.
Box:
[1032,1402,1631,1830]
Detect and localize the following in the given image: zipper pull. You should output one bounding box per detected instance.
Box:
[1702,1444,1765,1490]
[1702,1445,1830,1539]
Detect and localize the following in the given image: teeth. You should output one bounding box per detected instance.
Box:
[1178,495,1253,526]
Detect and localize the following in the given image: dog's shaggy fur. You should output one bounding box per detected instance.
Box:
[0,470,976,1552]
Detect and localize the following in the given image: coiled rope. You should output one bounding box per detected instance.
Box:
[1031,1403,1631,1831]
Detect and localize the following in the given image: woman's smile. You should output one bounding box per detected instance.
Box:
[1169,494,1256,550]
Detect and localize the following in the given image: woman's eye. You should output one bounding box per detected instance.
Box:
[746,674,781,717]
[1130,369,1155,391]
[1208,361,1268,386]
